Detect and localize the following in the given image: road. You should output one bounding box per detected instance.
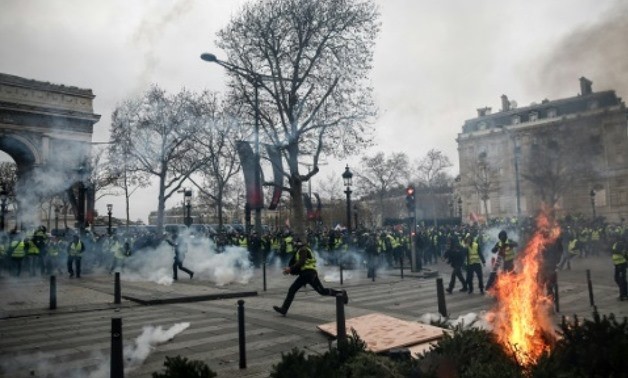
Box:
[0,255,626,377]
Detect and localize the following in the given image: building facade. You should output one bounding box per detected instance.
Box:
[457,77,628,222]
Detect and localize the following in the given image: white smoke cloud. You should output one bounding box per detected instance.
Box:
[420,311,493,331]
[0,322,190,378]
[120,232,254,287]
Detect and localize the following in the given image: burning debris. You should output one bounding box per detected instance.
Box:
[490,209,561,366]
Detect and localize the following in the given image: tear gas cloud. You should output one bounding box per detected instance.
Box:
[0,322,190,378]
[113,230,254,287]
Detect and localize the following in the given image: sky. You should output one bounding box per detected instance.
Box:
[1,0,626,223]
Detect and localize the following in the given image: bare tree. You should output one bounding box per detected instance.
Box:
[414,149,453,224]
[317,171,344,202]
[188,93,243,230]
[521,129,599,206]
[466,151,493,219]
[355,151,409,224]
[215,0,380,237]
[109,86,210,232]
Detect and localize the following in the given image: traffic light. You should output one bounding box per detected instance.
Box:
[405,185,415,212]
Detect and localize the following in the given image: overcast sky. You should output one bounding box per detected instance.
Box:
[1,0,626,223]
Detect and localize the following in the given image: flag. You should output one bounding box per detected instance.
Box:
[266,144,283,210]
[236,141,263,209]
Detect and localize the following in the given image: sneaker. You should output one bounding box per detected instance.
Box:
[273,306,287,316]
[69,273,74,278]
[445,288,453,294]
[342,290,349,305]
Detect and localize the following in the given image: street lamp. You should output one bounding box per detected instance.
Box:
[107,204,113,235]
[54,205,60,234]
[590,189,596,218]
[342,165,353,233]
[184,189,193,227]
[76,165,87,235]
[0,189,7,231]
[201,53,276,236]
[514,143,522,217]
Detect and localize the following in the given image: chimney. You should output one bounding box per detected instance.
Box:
[501,95,510,111]
[476,107,491,117]
[580,77,593,95]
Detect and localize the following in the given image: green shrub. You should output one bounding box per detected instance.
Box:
[414,327,523,378]
[531,312,628,378]
[152,355,216,378]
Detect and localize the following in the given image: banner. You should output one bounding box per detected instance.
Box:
[236,141,263,209]
[266,144,283,210]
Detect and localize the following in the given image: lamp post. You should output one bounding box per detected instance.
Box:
[54,205,60,234]
[0,189,7,232]
[184,189,193,227]
[107,204,113,235]
[76,165,87,235]
[342,165,353,233]
[590,189,596,219]
[353,205,359,231]
[514,143,522,217]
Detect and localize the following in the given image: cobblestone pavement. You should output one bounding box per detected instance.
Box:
[0,255,626,377]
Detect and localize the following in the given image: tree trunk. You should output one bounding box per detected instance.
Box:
[156,170,167,234]
[291,178,306,239]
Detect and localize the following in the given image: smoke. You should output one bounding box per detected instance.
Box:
[529,1,628,98]
[0,322,190,378]
[131,0,196,90]
[420,311,492,330]
[120,231,254,287]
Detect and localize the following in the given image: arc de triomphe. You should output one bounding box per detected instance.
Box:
[0,73,100,230]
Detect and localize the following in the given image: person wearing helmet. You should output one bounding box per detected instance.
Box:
[273,237,348,316]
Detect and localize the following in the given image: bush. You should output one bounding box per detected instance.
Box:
[531,312,628,377]
[152,355,216,378]
[271,311,628,378]
[414,327,523,378]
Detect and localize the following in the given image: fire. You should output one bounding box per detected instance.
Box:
[490,210,560,366]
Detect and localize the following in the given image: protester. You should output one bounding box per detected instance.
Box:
[273,237,348,316]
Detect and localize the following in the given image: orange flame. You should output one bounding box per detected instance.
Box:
[490,209,560,366]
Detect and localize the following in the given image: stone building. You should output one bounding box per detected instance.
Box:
[456,77,628,222]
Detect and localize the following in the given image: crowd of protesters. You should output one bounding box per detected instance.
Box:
[0,213,625,301]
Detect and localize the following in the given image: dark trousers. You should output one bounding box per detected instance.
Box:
[615,262,627,299]
[466,263,484,293]
[280,269,338,312]
[67,256,82,277]
[173,259,193,280]
[448,266,466,290]
[12,257,23,277]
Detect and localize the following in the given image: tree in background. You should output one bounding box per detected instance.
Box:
[521,129,599,207]
[187,93,243,231]
[354,152,409,226]
[215,0,380,238]
[109,86,210,233]
[414,149,453,225]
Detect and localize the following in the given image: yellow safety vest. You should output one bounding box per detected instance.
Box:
[11,241,26,258]
[69,242,83,257]
[498,240,516,261]
[611,243,627,265]
[467,242,482,265]
[297,247,317,271]
[26,241,39,255]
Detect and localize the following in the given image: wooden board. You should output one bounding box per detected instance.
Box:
[317,313,446,353]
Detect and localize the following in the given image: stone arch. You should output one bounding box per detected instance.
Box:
[0,73,100,230]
